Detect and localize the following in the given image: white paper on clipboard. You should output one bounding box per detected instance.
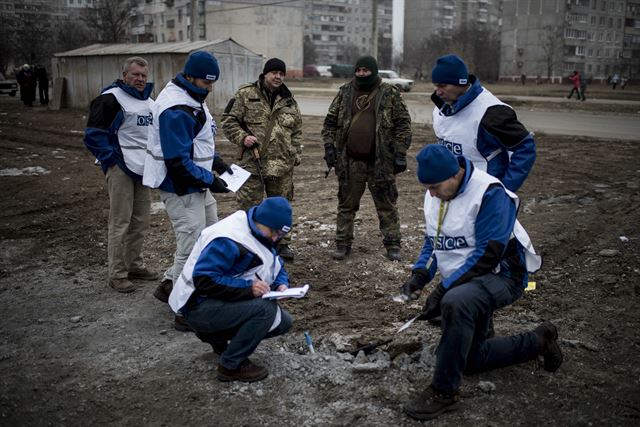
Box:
[219,164,251,192]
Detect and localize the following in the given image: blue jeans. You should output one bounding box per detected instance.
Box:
[431,274,540,393]
[184,297,292,369]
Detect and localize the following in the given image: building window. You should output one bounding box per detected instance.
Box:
[588,63,592,72]
[576,46,586,55]
[599,16,605,26]
[591,15,596,25]
[587,47,594,56]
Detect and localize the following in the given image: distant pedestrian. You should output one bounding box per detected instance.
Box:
[567,70,582,100]
[579,75,587,102]
[520,74,526,85]
[611,73,620,89]
[16,64,36,107]
[621,76,628,89]
[35,65,49,105]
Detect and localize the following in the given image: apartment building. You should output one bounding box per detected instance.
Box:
[403,0,501,54]
[500,0,638,82]
[304,0,393,66]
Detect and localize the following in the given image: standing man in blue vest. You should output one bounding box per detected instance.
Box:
[84,56,157,293]
[169,197,293,382]
[144,51,232,331]
[400,145,562,421]
[430,54,536,193]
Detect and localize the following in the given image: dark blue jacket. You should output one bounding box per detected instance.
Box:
[84,80,154,179]
[431,76,536,192]
[413,157,528,289]
[189,206,289,305]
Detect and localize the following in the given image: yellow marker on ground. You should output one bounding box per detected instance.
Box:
[525,281,536,292]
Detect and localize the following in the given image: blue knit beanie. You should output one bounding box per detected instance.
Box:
[254,197,292,233]
[416,144,460,184]
[431,54,468,86]
[184,51,220,82]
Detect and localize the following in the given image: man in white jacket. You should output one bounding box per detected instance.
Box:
[84,56,157,293]
[169,197,294,382]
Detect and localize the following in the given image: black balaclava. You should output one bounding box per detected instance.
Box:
[354,55,380,91]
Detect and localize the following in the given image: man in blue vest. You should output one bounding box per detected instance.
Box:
[144,51,232,331]
[430,54,536,193]
[400,145,562,421]
[84,56,157,293]
[169,197,293,382]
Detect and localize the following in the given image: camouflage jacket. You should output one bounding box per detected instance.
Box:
[222,80,302,177]
[321,80,412,179]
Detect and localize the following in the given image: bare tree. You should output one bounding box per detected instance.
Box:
[83,0,133,43]
[404,24,500,81]
[303,35,317,65]
[341,43,361,65]
[540,25,565,80]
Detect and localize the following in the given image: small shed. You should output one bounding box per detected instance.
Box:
[52,38,263,112]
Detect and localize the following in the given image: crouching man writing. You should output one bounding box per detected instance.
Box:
[400,145,562,420]
[169,197,294,382]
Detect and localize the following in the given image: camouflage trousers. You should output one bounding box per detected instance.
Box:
[336,158,401,248]
[236,172,294,245]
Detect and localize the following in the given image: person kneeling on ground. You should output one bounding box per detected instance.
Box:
[400,145,563,421]
[168,197,294,382]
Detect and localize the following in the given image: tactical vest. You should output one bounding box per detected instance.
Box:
[143,81,216,188]
[102,87,154,175]
[432,89,506,172]
[423,169,541,282]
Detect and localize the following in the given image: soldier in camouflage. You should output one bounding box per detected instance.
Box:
[222,58,302,261]
[322,55,412,261]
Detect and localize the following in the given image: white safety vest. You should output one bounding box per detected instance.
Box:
[169,210,283,313]
[103,87,154,176]
[423,169,541,281]
[143,81,216,188]
[432,89,506,172]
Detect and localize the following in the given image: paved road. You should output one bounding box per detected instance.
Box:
[295,95,640,140]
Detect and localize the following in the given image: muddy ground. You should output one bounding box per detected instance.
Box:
[0,94,639,426]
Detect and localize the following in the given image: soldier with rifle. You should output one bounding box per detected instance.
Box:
[222,58,302,262]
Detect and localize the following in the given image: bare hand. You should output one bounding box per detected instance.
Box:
[251,279,270,298]
[243,135,258,148]
[276,284,288,292]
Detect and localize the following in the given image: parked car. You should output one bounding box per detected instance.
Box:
[379,70,414,92]
[0,72,18,96]
[316,65,332,78]
[303,64,320,78]
[330,64,355,78]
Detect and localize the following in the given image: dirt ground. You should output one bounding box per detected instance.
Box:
[1,93,639,426]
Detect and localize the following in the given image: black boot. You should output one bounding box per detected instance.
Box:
[278,244,294,261]
[332,244,351,260]
[534,321,563,372]
[386,246,401,261]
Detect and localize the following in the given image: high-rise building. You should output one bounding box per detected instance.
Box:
[500,0,638,83]
[304,0,393,66]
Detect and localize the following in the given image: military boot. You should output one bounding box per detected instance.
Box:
[332,244,352,260]
[153,279,172,303]
[386,246,401,261]
[278,244,294,261]
[534,321,563,372]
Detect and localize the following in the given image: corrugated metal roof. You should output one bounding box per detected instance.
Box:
[54,38,261,57]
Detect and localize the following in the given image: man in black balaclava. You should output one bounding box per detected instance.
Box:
[321,55,412,262]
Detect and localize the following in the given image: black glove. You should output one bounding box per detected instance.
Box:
[212,156,233,175]
[324,143,337,169]
[209,177,230,193]
[417,283,446,321]
[393,153,407,174]
[401,269,429,299]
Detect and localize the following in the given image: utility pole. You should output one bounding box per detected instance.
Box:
[371,0,378,58]
[190,0,197,41]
